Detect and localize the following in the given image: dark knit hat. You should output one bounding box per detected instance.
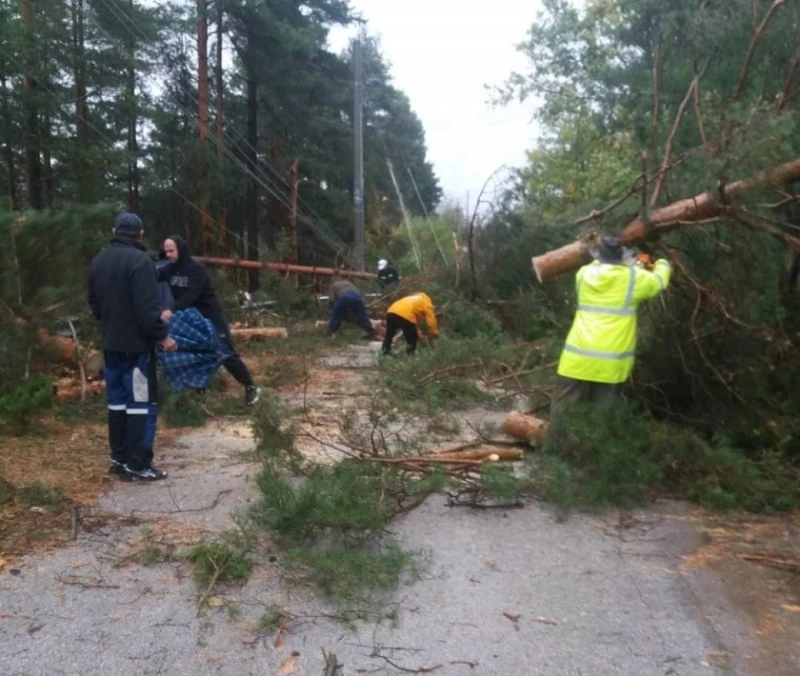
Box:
[114,212,143,233]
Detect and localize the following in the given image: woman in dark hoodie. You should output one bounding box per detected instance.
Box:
[158,235,260,405]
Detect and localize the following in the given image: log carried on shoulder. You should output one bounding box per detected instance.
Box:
[532,157,800,282]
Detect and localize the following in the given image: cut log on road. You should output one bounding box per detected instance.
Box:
[423,448,523,462]
[503,411,549,446]
[231,327,288,341]
[37,330,104,378]
[532,156,800,282]
[54,378,106,400]
[314,319,388,339]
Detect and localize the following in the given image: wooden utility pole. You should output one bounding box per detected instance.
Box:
[197,0,211,251]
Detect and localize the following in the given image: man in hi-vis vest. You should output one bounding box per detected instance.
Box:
[553,236,671,409]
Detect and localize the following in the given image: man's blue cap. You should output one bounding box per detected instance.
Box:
[114,212,143,233]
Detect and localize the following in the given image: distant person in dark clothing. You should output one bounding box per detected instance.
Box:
[377,259,400,290]
[327,277,376,339]
[158,235,260,405]
[88,212,176,481]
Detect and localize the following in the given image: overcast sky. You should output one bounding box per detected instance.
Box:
[328,0,543,211]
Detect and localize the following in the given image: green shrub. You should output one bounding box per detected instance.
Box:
[0,375,53,433]
[536,401,800,513]
[184,529,254,588]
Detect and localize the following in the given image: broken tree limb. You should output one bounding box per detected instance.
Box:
[532,156,800,282]
[194,256,377,280]
[739,553,800,573]
[230,327,288,340]
[503,411,549,446]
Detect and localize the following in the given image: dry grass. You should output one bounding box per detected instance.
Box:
[0,415,179,559]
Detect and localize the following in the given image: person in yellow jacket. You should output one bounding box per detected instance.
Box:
[382,292,438,355]
[553,236,671,409]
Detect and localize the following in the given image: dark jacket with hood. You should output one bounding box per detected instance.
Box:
[88,236,169,352]
[157,235,225,325]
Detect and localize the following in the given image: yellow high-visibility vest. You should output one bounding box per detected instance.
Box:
[557,259,671,384]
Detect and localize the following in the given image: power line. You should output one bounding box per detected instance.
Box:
[93,0,348,253]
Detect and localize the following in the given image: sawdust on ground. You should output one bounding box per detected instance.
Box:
[681,508,800,676]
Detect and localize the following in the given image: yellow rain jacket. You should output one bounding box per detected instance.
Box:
[387,292,439,336]
[557,259,671,384]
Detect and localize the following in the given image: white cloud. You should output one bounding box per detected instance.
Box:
[328,0,542,210]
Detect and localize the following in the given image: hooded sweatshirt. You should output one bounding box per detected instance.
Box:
[158,235,225,325]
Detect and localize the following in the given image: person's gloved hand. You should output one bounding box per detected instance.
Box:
[634,253,655,270]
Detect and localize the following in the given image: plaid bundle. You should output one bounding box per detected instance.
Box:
[158,308,230,391]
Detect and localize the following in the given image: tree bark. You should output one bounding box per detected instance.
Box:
[194,255,378,280]
[71,0,88,201]
[20,0,43,209]
[215,0,227,252]
[0,69,19,210]
[230,327,289,340]
[42,106,54,206]
[197,0,211,251]
[288,157,300,286]
[125,2,139,213]
[532,157,800,282]
[245,25,259,291]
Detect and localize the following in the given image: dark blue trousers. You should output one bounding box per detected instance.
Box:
[328,291,374,335]
[103,350,159,471]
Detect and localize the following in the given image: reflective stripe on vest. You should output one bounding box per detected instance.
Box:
[577,304,635,316]
[575,266,637,317]
[562,344,636,360]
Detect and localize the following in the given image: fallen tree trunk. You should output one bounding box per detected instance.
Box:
[230,327,288,340]
[532,157,800,282]
[503,411,549,446]
[194,256,377,281]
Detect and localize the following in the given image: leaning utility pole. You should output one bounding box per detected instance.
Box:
[352,25,365,271]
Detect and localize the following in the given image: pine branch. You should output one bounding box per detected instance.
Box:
[651,65,708,207]
[733,0,788,102]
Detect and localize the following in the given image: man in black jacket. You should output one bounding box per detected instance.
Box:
[88,212,177,481]
[158,235,260,405]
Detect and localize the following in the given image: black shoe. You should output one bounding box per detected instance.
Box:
[109,460,126,475]
[245,386,261,406]
[121,465,168,481]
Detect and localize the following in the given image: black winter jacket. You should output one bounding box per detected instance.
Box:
[88,237,168,352]
[157,235,225,325]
